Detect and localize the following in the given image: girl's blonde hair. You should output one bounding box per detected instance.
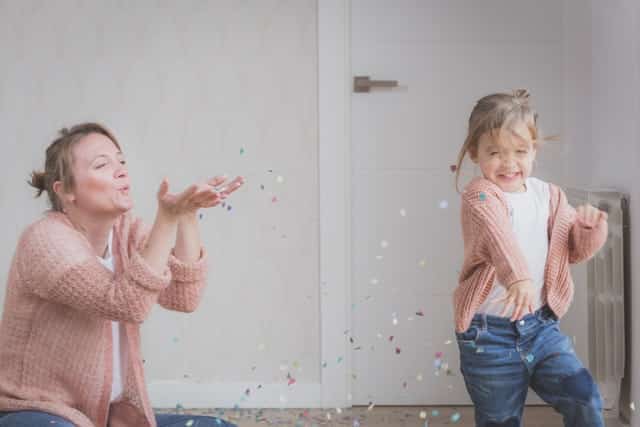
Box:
[454,88,556,192]
[28,123,121,212]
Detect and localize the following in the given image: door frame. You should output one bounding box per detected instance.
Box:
[318,0,353,406]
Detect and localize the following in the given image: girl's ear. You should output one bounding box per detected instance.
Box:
[53,181,75,204]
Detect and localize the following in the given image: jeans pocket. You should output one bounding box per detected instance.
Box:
[455,325,480,343]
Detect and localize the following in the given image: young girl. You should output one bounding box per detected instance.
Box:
[453,89,608,427]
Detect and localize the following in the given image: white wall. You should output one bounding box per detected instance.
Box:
[0,0,320,407]
[564,0,639,424]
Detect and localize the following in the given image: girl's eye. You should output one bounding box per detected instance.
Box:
[490,152,498,156]
[120,160,127,165]
[96,164,106,169]
[517,150,528,154]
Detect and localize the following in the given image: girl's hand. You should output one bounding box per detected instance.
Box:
[156,175,245,219]
[576,204,607,227]
[492,279,537,321]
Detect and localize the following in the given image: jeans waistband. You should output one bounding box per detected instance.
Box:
[469,304,556,330]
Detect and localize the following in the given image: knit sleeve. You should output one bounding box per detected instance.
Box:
[17,219,171,323]
[157,248,209,312]
[462,182,531,287]
[561,190,609,264]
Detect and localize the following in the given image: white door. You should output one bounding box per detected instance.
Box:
[349,0,584,405]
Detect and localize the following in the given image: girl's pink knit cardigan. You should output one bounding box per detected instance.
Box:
[0,211,208,427]
[454,177,608,333]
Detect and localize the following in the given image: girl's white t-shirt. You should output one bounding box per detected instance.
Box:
[96,228,125,402]
[476,177,551,318]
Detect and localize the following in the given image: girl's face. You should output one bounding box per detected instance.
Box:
[472,121,537,193]
[66,133,133,216]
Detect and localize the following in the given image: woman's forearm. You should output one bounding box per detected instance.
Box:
[174,212,201,263]
[141,210,179,274]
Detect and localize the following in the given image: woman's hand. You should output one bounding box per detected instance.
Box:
[576,204,607,227]
[156,175,245,220]
[492,279,537,321]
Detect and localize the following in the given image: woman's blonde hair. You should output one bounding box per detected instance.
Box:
[454,88,556,192]
[28,123,121,212]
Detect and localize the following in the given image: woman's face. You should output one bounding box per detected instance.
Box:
[67,132,133,216]
[472,120,537,193]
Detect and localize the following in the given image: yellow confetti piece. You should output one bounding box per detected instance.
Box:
[419,411,427,419]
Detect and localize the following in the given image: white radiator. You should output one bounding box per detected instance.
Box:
[566,188,628,412]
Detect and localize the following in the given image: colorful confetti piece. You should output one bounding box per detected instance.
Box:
[450,164,457,172]
[451,412,461,423]
[380,240,389,248]
[479,192,487,201]
[439,200,449,209]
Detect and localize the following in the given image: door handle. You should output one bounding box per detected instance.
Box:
[353,75,399,93]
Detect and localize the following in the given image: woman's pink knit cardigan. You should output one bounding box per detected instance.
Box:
[454,177,608,333]
[0,211,208,427]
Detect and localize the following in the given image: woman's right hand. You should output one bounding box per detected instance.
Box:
[492,279,537,321]
[155,178,223,220]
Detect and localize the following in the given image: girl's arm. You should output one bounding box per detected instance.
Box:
[462,180,531,287]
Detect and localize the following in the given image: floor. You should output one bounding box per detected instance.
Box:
[154,405,574,426]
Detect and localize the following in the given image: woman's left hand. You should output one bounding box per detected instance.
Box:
[575,204,607,227]
[183,175,245,216]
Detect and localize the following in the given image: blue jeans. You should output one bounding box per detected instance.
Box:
[0,411,237,426]
[456,305,604,427]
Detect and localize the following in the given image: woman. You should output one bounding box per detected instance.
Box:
[0,123,243,427]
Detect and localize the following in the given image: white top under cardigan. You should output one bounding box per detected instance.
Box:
[476,177,551,318]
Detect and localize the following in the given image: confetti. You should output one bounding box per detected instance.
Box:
[400,208,407,216]
[276,175,284,184]
[240,148,245,155]
[395,347,401,354]
[526,354,535,363]
[272,196,278,203]
[450,164,457,172]
[451,412,461,423]
[439,200,448,209]
[445,340,453,345]
[419,411,427,419]
[416,310,424,316]
[367,402,375,411]
[389,336,394,342]
[260,184,265,190]
[370,278,379,285]
[353,420,361,427]
[337,356,343,364]
[336,408,342,414]
[479,192,487,201]
[416,373,423,381]
[392,317,398,326]
[380,240,389,248]
[431,410,440,417]
[418,259,426,267]
[185,420,194,426]
[631,402,636,411]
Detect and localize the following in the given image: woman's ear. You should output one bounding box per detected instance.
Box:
[53,180,75,204]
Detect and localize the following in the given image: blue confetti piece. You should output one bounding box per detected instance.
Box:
[479,192,487,201]
[526,353,535,363]
[451,412,461,423]
[431,410,439,417]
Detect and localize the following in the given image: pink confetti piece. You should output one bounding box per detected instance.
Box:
[416,310,424,316]
[395,347,401,354]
